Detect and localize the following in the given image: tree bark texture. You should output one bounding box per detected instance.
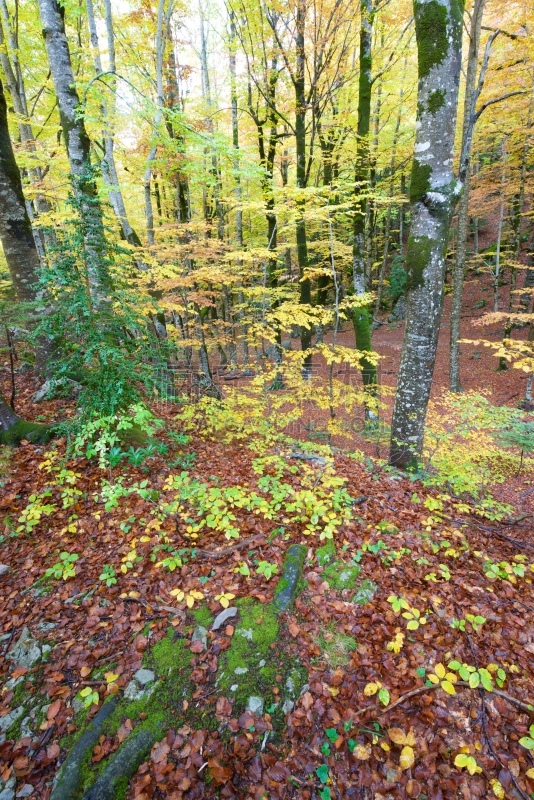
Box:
[389,0,463,469]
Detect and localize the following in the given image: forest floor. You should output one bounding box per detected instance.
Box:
[0,272,533,800]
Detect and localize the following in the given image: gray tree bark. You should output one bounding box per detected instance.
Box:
[389,0,463,469]
[37,0,111,304]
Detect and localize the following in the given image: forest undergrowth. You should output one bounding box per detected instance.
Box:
[0,372,533,800]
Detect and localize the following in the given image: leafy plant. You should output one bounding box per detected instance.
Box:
[256,560,278,580]
[44,552,79,581]
[519,723,534,750]
[99,564,117,587]
[17,491,56,533]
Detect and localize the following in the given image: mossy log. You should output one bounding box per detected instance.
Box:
[273,544,307,612]
[50,697,119,800]
[82,728,157,800]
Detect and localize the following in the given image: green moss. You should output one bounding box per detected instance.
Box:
[351,308,377,389]
[314,626,357,668]
[427,89,445,115]
[0,420,54,446]
[352,578,378,605]
[410,160,432,204]
[323,560,361,591]
[414,0,449,80]
[191,604,213,629]
[406,235,433,290]
[316,540,336,567]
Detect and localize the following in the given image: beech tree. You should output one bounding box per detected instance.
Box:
[389,0,463,468]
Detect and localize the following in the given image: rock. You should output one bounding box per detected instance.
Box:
[352,579,378,606]
[0,776,15,800]
[212,607,237,631]
[246,696,264,716]
[234,667,248,675]
[19,717,34,740]
[33,378,81,403]
[0,565,10,577]
[282,698,294,714]
[388,295,407,322]
[16,785,34,798]
[230,684,238,692]
[236,628,253,641]
[289,451,327,467]
[8,628,41,669]
[124,681,143,701]
[273,544,307,612]
[37,622,57,632]
[0,706,25,734]
[191,626,208,649]
[133,669,155,687]
[72,696,85,714]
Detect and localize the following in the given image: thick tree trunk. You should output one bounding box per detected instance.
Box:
[389,0,463,469]
[0,388,52,445]
[449,0,486,392]
[0,80,42,303]
[351,0,377,398]
[38,0,110,303]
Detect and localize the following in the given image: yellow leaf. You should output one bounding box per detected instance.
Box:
[490,779,505,799]
[140,536,151,542]
[353,744,371,760]
[526,768,534,778]
[441,680,456,695]
[428,674,440,684]
[434,663,446,679]
[327,686,339,696]
[388,728,408,745]
[186,594,195,608]
[128,591,140,599]
[105,672,119,684]
[399,745,415,770]
[364,682,379,697]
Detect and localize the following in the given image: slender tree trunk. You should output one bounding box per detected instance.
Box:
[493,138,507,315]
[38,0,110,303]
[144,0,167,246]
[352,0,377,399]
[449,0,485,392]
[295,0,312,375]
[389,0,463,469]
[86,0,141,247]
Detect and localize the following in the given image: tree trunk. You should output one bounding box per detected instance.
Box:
[295,0,312,376]
[38,0,111,304]
[351,0,377,398]
[449,0,486,392]
[389,0,463,469]
[85,0,141,247]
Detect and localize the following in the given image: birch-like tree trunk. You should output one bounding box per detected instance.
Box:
[144,0,167,246]
[449,0,485,392]
[38,0,110,303]
[389,0,463,469]
[85,0,141,247]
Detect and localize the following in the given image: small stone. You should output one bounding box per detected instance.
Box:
[8,628,41,669]
[282,698,294,714]
[285,676,295,695]
[258,659,266,668]
[72,696,85,714]
[37,622,56,632]
[124,681,144,701]
[237,628,253,641]
[352,579,378,606]
[134,669,156,687]
[0,776,16,800]
[0,565,10,577]
[230,684,238,692]
[246,696,264,716]
[4,675,25,692]
[212,607,238,631]
[234,667,248,675]
[191,626,208,649]
[16,785,34,798]
[19,717,33,740]
[0,706,25,733]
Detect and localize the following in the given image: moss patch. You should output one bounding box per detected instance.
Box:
[316,540,336,567]
[323,560,361,591]
[407,235,433,290]
[0,420,54,446]
[427,89,445,115]
[410,160,432,205]
[352,578,378,605]
[414,0,449,79]
[191,604,214,629]
[314,626,357,668]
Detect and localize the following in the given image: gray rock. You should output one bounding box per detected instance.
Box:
[246,696,264,716]
[37,622,57,632]
[258,659,266,668]
[33,378,81,403]
[234,667,248,675]
[0,706,25,733]
[273,544,307,612]
[212,607,238,631]
[124,681,144,701]
[191,626,208,649]
[19,717,34,740]
[16,785,34,798]
[353,579,378,606]
[133,669,155,687]
[72,696,85,714]
[4,675,25,692]
[230,684,238,692]
[8,628,41,668]
[388,295,407,322]
[236,628,253,641]
[0,776,16,800]
[282,698,294,714]
[0,565,10,577]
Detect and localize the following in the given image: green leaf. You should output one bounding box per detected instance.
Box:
[319,789,332,800]
[378,687,390,706]
[416,668,426,678]
[519,736,534,750]
[315,764,329,784]
[469,671,480,689]
[325,728,338,743]
[448,660,462,671]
